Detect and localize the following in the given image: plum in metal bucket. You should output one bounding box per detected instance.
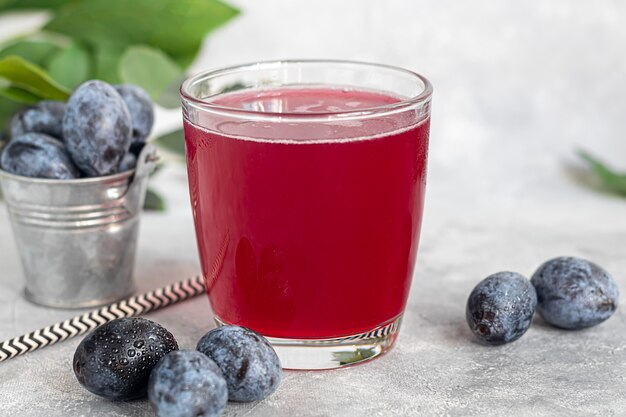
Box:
[0,144,157,308]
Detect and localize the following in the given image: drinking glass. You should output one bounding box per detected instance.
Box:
[180,60,432,369]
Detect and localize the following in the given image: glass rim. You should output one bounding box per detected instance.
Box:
[179,59,433,120]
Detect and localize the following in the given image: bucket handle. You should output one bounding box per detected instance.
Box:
[124,143,158,215]
[134,143,159,180]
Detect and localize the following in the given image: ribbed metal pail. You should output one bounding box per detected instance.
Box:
[0,144,157,308]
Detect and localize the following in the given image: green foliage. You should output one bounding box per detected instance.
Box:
[220,82,246,94]
[0,0,239,131]
[0,39,62,66]
[92,43,124,84]
[47,42,91,89]
[0,83,40,103]
[143,188,166,211]
[0,56,70,102]
[332,348,376,366]
[0,96,21,130]
[44,0,239,68]
[0,0,73,10]
[578,150,626,197]
[0,0,239,210]
[153,129,185,156]
[119,46,181,103]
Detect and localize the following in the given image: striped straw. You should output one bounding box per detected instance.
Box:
[0,275,205,363]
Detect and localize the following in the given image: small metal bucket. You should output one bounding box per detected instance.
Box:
[0,144,157,308]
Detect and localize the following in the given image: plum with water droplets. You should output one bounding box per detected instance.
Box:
[73,317,178,400]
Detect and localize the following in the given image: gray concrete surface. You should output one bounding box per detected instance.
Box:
[2,1,626,416]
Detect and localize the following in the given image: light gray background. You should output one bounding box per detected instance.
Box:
[1,1,626,416]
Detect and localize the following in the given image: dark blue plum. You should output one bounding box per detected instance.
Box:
[114,84,154,144]
[10,101,66,140]
[73,317,178,401]
[531,256,619,330]
[148,350,227,417]
[0,133,79,179]
[197,326,281,402]
[118,152,137,172]
[129,142,145,158]
[466,271,537,345]
[63,80,132,177]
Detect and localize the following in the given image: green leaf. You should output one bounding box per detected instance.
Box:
[143,187,165,211]
[119,46,181,101]
[0,84,40,104]
[220,82,245,94]
[0,55,70,101]
[155,73,187,109]
[578,150,626,196]
[93,44,124,84]
[153,129,185,156]
[47,42,91,89]
[44,0,239,68]
[0,0,74,10]
[0,96,22,133]
[0,39,62,66]
[332,348,376,366]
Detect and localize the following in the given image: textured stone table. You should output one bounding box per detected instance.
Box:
[1,1,626,416]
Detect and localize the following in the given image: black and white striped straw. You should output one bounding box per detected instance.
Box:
[0,275,205,363]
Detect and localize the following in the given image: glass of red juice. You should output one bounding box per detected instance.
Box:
[180,60,432,369]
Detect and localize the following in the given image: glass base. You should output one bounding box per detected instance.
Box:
[214,315,402,370]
